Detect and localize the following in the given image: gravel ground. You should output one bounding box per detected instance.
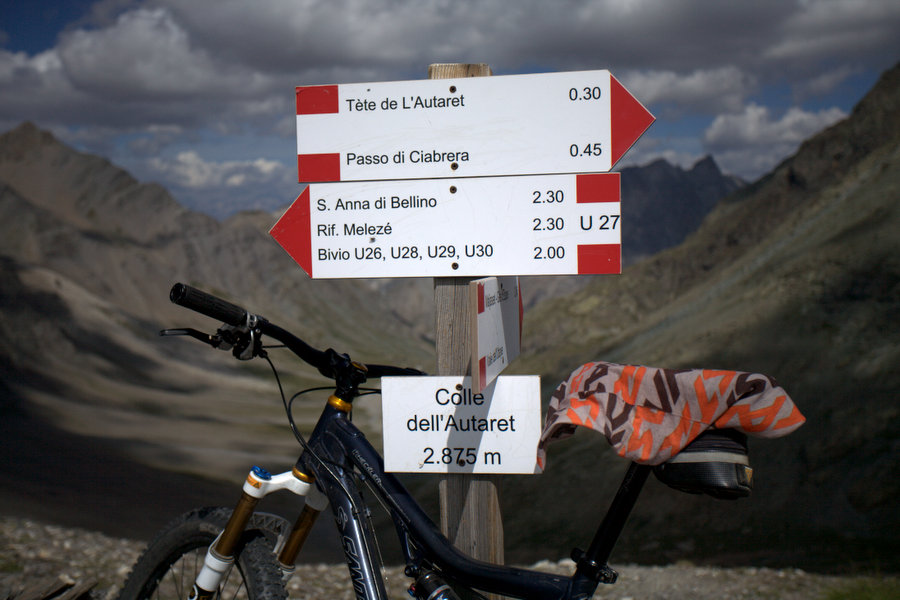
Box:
[0,516,893,600]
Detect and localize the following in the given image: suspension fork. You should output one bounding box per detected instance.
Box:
[188,464,329,600]
[276,468,326,573]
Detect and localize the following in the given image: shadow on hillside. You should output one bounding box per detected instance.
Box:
[0,383,344,563]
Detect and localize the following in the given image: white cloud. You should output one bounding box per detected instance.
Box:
[0,47,102,132]
[139,149,297,217]
[704,104,847,148]
[5,0,898,133]
[767,0,900,63]
[57,7,272,101]
[620,67,755,114]
[149,151,287,189]
[702,103,847,178]
[794,66,858,100]
[126,125,184,156]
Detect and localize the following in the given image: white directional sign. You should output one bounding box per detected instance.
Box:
[295,69,654,182]
[270,173,621,279]
[470,277,522,394]
[381,376,542,474]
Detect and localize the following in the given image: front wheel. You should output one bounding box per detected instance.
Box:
[117,507,289,600]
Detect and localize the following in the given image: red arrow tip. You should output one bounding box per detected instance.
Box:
[610,75,655,168]
[270,187,313,277]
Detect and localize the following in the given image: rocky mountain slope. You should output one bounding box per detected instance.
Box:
[0,122,434,489]
[620,155,743,264]
[502,62,900,571]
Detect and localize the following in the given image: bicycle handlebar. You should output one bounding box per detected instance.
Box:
[170,283,249,327]
[168,283,424,380]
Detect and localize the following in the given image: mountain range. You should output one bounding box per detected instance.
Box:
[620,155,743,264]
[0,61,897,572]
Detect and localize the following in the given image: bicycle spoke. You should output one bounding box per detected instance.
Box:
[219,564,245,600]
[193,549,204,595]
[166,563,182,599]
[148,549,207,600]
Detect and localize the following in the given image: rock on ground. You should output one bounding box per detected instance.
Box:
[1,516,892,600]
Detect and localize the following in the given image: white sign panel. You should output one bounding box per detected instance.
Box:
[295,70,654,182]
[470,277,522,394]
[270,173,621,279]
[381,376,542,474]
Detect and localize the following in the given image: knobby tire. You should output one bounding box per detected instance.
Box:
[117,507,288,600]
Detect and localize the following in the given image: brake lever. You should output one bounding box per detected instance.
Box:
[159,328,225,349]
[160,323,264,360]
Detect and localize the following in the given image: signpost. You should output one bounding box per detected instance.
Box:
[273,62,654,587]
[295,69,653,182]
[270,173,621,279]
[425,65,503,581]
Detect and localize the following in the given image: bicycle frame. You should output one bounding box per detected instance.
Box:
[200,394,651,600]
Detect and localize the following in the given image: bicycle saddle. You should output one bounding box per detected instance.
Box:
[536,362,805,479]
[653,427,753,499]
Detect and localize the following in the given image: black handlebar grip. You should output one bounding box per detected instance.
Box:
[169,283,248,326]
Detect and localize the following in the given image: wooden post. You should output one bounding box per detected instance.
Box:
[429,63,505,575]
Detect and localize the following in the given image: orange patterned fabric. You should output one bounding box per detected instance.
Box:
[537,362,804,469]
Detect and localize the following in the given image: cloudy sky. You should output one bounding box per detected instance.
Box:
[2,0,898,218]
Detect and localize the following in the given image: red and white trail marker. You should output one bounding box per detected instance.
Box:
[270,173,622,279]
[469,276,523,394]
[295,70,653,182]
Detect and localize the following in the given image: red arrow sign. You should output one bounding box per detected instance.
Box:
[270,173,621,279]
[269,186,312,276]
[610,75,656,168]
[294,70,653,182]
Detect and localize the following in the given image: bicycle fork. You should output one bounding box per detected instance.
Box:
[188,465,329,600]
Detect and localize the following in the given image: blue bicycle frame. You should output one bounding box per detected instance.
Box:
[299,398,650,600]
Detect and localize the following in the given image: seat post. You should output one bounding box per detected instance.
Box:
[572,462,652,585]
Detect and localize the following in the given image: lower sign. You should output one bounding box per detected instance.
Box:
[270,173,620,279]
[381,376,542,474]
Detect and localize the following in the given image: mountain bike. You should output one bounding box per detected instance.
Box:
[118,283,789,600]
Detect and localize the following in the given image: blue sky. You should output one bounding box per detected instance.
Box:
[1,0,898,218]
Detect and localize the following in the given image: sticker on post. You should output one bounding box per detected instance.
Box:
[469,276,523,394]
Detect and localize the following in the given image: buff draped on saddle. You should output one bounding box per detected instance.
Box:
[537,362,805,470]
